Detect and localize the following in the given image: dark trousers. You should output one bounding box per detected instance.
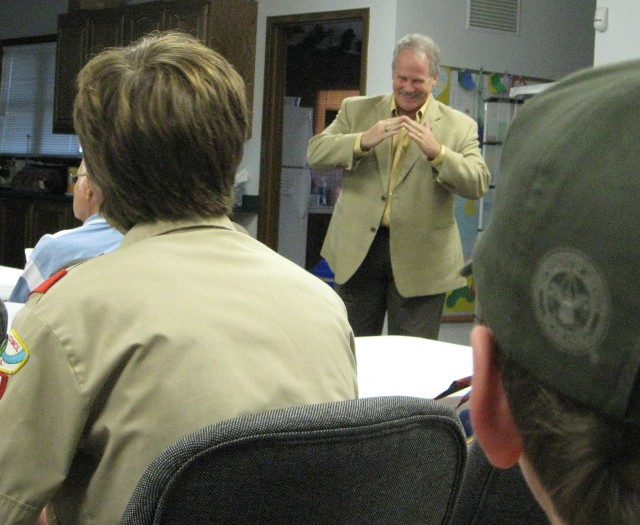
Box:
[334,227,446,339]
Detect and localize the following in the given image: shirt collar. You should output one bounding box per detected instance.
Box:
[120,215,235,248]
[83,213,104,225]
[391,93,432,121]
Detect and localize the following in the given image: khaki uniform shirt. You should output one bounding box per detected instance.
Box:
[0,216,358,524]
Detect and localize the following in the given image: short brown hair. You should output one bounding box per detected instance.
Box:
[74,31,249,232]
[495,343,640,525]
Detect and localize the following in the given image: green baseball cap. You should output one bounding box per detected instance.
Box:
[466,59,640,424]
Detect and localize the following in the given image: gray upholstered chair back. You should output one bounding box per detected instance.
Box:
[451,439,550,524]
[120,396,467,525]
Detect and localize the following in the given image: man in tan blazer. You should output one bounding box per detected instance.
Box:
[307,33,490,339]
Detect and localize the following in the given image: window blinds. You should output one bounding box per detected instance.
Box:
[0,41,80,156]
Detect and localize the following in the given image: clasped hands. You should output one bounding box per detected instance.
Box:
[361,116,441,160]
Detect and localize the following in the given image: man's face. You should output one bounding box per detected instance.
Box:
[392,49,438,117]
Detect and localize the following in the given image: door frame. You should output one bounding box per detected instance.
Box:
[257,9,369,250]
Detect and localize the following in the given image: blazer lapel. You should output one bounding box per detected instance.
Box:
[372,95,394,189]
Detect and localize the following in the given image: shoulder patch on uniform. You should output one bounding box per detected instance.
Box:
[30,268,68,296]
[0,330,30,375]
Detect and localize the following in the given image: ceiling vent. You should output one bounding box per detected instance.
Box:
[467,0,520,34]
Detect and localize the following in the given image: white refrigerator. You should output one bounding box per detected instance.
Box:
[278,104,313,267]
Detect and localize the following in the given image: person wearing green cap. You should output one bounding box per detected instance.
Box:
[466,58,640,525]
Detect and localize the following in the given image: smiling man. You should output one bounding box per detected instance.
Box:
[307,33,490,340]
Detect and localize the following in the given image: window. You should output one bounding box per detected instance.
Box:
[0,40,80,156]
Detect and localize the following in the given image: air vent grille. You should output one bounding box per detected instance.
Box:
[468,0,520,33]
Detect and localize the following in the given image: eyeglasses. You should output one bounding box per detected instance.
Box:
[70,174,87,184]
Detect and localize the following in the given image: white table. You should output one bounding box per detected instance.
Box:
[354,335,472,410]
[0,265,22,301]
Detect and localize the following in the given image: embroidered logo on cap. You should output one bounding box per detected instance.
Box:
[532,248,610,356]
[0,330,30,375]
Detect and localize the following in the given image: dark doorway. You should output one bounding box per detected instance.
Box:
[257,9,369,253]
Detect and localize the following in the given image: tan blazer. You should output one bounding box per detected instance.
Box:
[307,94,490,297]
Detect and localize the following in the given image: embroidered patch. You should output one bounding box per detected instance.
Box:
[0,372,7,400]
[532,249,610,356]
[0,330,30,374]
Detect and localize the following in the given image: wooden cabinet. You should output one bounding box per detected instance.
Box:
[26,200,79,248]
[53,0,257,134]
[88,9,124,56]
[53,12,88,134]
[0,193,80,268]
[164,0,209,40]
[208,0,256,114]
[0,196,29,269]
[124,2,162,43]
[123,0,209,46]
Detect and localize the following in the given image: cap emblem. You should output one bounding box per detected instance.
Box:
[532,249,610,356]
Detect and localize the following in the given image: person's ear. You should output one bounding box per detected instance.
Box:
[84,184,94,200]
[86,178,103,206]
[470,324,523,468]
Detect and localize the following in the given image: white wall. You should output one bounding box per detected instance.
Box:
[594,0,640,66]
[395,0,596,80]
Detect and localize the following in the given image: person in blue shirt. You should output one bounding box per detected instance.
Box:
[9,160,123,303]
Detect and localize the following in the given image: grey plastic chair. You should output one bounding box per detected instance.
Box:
[120,396,467,525]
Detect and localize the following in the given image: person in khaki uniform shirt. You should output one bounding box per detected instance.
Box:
[307,33,490,340]
[0,32,357,525]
